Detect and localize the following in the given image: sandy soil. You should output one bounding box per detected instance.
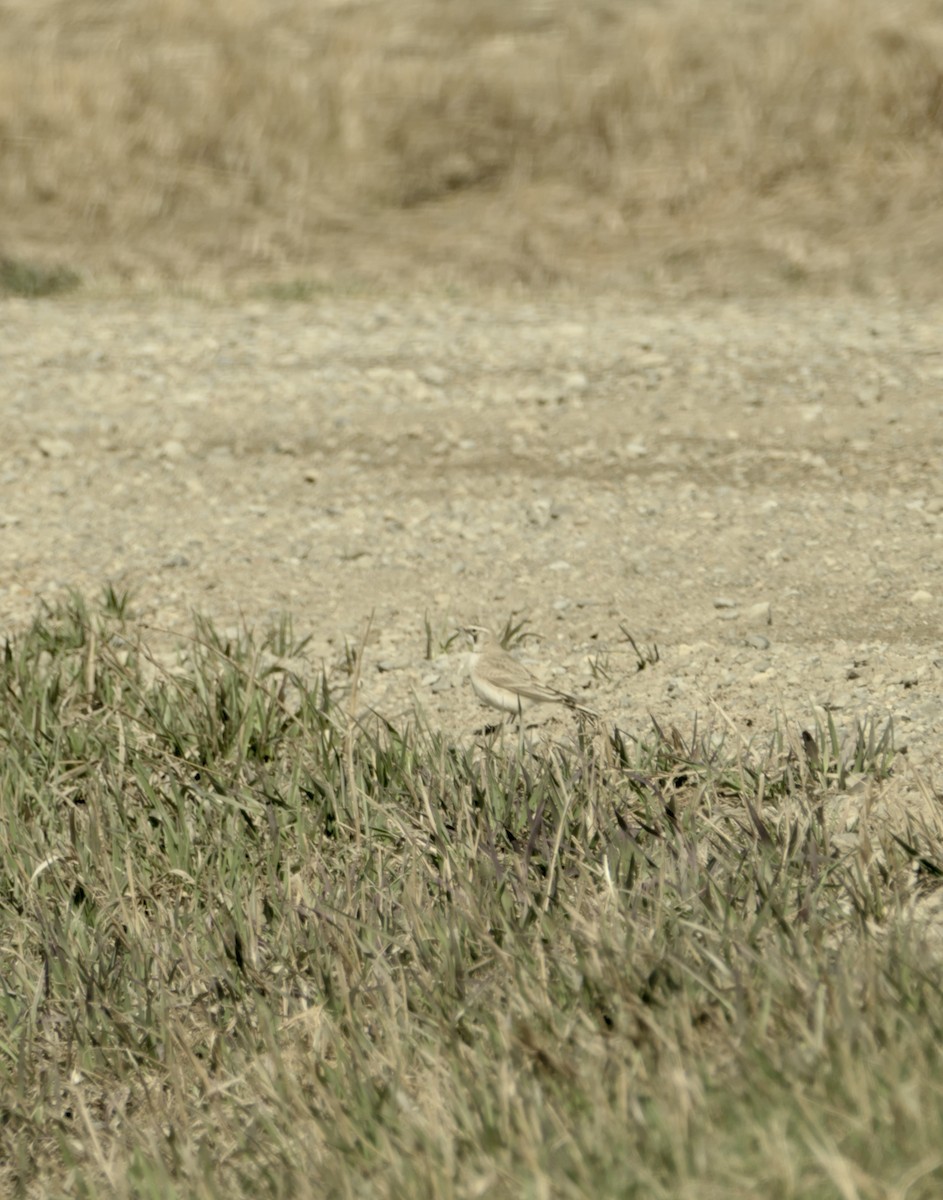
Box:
[1,290,941,783]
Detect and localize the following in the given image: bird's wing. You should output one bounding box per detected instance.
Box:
[482,648,598,715]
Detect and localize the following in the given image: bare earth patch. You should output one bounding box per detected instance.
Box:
[2,291,940,785]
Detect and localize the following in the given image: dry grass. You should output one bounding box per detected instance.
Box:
[2,0,943,291]
[2,592,943,1197]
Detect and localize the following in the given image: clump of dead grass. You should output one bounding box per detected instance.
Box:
[1,0,942,288]
[1,591,942,1197]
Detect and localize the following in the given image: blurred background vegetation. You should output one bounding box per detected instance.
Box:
[2,0,943,293]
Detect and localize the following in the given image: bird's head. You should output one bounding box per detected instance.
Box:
[461,625,493,649]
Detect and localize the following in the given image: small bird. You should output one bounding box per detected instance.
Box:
[463,625,597,719]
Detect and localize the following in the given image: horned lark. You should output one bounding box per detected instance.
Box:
[464,626,597,718]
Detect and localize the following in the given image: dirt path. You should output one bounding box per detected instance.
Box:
[2,291,941,770]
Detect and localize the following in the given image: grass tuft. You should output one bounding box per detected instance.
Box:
[0,255,81,298]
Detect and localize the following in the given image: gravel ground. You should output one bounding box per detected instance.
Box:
[2,291,941,794]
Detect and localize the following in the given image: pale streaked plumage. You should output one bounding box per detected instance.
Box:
[464,626,596,718]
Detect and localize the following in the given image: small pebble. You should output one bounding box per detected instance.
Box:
[745,601,772,626]
[37,437,74,459]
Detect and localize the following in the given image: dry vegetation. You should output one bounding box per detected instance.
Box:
[1,594,942,1197]
[2,0,943,290]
